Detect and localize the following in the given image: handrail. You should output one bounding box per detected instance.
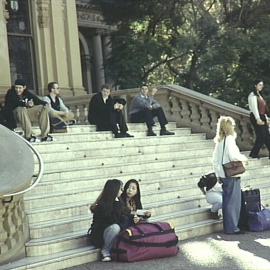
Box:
[1,132,44,198]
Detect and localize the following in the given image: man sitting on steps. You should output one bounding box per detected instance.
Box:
[88,84,133,138]
[4,79,52,142]
[129,85,175,136]
[43,82,75,132]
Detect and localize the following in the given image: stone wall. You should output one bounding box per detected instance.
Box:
[0,195,29,264]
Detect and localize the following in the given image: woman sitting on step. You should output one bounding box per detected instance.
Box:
[88,179,132,262]
[121,179,152,224]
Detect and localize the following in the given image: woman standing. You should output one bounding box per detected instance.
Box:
[213,116,247,234]
[248,80,270,158]
[88,179,131,262]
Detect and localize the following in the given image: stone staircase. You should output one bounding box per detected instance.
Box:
[2,123,270,270]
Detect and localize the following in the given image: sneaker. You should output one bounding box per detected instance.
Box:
[101,256,111,262]
[160,129,175,136]
[26,136,38,143]
[147,130,157,136]
[41,135,53,142]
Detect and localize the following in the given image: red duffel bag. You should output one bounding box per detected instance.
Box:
[111,222,179,262]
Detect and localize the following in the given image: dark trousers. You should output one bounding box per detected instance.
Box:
[96,110,128,135]
[130,107,168,129]
[250,113,270,157]
[221,177,241,234]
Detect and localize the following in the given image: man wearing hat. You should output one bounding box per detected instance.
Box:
[4,79,52,142]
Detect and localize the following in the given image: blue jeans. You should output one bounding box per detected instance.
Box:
[221,177,241,233]
[101,224,120,257]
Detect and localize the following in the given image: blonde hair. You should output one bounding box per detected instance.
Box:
[214,116,236,143]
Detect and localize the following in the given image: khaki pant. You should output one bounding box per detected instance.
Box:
[14,105,50,139]
[49,110,75,124]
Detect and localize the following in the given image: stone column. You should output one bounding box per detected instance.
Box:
[102,34,113,85]
[64,0,85,96]
[0,0,11,95]
[32,0,84,96]
[92,32,105,91]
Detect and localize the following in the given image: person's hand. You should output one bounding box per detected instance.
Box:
[114,103,120,110]
[257,119,264,125]
[27,99,34,107]
[144,211,151,218]
[118,104,124,110]
[133,215,140,224]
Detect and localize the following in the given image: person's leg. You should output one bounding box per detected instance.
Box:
[130,110,156,136]
[152,107,174,135]
[13,107,32,139]
[206,191,222,212]
[221,177,241,234]
[250,113,264,157]
[101,224,121,259]
[27,105,50,138]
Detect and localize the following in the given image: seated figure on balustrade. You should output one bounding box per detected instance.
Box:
[43,82,75,133]
[4,79,52,142]
[129,86,175,136]
[88,84,133,138]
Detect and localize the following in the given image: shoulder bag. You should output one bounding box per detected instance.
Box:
[222,137,245,177]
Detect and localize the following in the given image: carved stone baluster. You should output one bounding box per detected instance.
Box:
[178,99,191,127]
[209,110,219,137]
[76,106,80,124]
[0,200,8,254]
[199,105,211,133]
[189,102,201,132]
[84,105,88,124]
[4,202,16,249]
[168,96,181,123]
[239,118,254,151]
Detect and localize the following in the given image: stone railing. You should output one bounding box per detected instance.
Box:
[64,85,254,151]
[0,196,29,264]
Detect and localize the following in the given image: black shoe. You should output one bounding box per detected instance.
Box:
[115,133,125,138]
[26,136,38,143]
[147,130,157,136]
[41,135,53,142]
[160,129,175,136]
[209,211,220,220]
[123,132,134,138]
[249,154,260,159]
[233,230,246,235]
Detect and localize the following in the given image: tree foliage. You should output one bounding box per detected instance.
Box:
[94,0,270,107]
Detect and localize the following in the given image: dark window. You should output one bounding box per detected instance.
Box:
[6,0,37,91]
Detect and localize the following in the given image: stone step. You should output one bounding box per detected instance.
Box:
[29,156,264,197]
[25,206,212,256]
[26,171,270,223]
[33,133,206,153]
[0,246,98,270]
[38,139,214,162]
[66,122,177,133]
[41,149,213,174]
[28,177,270,239]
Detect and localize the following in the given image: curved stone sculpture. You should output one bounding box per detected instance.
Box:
[0,125,34,196]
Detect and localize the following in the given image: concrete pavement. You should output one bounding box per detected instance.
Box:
[67,230,270,270]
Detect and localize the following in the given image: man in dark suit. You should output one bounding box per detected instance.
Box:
[88,85,133,138]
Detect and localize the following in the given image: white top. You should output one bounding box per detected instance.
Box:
[212,135,247,178]
[43,96,69,113]
[248,92,261,120]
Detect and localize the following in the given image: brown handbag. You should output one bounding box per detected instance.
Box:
[222,138,245,177]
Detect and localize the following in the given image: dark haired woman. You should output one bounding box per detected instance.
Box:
[121,179,151,224]
[88,179,131,262]
[248,80,270,158]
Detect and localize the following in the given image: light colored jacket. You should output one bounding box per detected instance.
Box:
[248,92,261,120]
[212,135,247,178]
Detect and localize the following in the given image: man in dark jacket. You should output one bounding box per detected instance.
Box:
[88,84,133,138]
[4,79,52,142]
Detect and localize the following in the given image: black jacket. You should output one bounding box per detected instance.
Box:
[88,200,132,248]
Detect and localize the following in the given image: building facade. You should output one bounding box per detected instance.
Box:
[0,0,112,98]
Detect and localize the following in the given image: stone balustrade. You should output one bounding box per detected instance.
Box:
[65,85,254,151]
[0,196,29,264]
